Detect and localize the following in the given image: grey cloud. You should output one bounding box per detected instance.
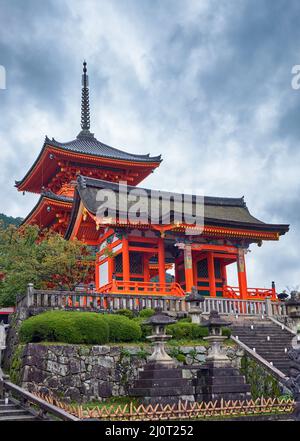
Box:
[0,0,299,290]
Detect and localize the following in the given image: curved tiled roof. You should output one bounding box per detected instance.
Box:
[21,191,73,226]
[41,190,73,204]
[46,132,162,163]
[65,175,289,238]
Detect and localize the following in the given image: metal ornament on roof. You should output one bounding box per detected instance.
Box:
[80,61,91,135]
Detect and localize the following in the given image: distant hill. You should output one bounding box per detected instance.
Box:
[0,213,23,228]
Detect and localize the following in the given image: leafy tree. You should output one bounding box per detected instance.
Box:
[0,213,23,228]
[0,223,94,306]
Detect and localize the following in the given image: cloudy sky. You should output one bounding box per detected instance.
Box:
[0,0,300,291]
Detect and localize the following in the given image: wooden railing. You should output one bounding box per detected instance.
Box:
[0,380,79,421]
[224,286,276,300]
[17,284,288,317]
[99,280,185,297]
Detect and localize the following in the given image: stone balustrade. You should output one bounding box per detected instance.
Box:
[16,284,288,318]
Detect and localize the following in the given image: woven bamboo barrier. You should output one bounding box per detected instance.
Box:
[32,393,295,421]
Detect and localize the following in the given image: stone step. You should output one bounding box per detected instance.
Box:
[0,413,38,421]
[139,369,183,380]
[0,409,33,417]
[134,378,189,388]
[194,375,248,386]
[0,404,16,409]
[233,332,292,338]
[129,386,195,397]
[195,383,251,394]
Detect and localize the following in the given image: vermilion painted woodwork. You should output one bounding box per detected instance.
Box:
[158,237,166,285]
[207,252,217,297]
[122,236,130,289]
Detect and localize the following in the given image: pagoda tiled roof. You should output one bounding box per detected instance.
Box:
[21,191,73,226]
[65,176,289,238]
[41,190,73,204]
[15,132,162,192]
[46,132,162,163]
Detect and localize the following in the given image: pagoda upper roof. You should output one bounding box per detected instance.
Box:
[47,132,162,163]
[65,175,289,240]
[15,133,162,193]
[15,62,162,193]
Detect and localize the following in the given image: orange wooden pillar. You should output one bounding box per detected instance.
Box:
[122,236,130,290]
[143,255,150,283]
[237,248,248,300]
[221,262,227,284]
[158,237,166,286]
[208,252,216,297]
[221,261,227,296]
[108,257,113,284]
[184,244,193,293]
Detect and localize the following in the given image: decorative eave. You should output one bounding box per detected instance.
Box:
[15,140,161,193]
[65,176,289,242]
[21,191,73,232]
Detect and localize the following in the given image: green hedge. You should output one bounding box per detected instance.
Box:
[138,308,155,318]
[19,311,141,344]
[102,315,142,342]
[166,322,209,340]
[221,327,231,338]
[115,309,134,319]
[132,317,152,341]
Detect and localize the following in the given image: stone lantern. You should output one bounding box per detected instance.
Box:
[144,307,176,366]
[186,286,205,325]
[129,307,195,404]
[194,310,251,402]
[285,291,300,334]
[202,310,232,366]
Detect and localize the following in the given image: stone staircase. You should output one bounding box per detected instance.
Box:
[231,319,294,376]
[0,398,39,421]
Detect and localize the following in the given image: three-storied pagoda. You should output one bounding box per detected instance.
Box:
[17,63,289,301]
[16,62,161,235]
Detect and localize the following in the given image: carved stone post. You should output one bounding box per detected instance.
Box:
[26,283,34,308]
[286,335,300,420]
[286,292,300,334]
[265,297,273,317]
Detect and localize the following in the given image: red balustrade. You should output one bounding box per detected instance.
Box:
[98,280,185,297]
[223,285,277,300]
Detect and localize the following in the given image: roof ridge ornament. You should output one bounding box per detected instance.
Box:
[77,61,93,138]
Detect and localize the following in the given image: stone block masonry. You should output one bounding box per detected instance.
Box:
[18,343,244,403]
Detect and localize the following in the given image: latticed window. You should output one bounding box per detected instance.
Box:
[178,268,185,282]
[214,259,221,279]
[129,252,144,274]
[114,253,123,273]
[197,259,208,278]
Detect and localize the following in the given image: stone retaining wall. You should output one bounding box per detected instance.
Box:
[19,343,243,402]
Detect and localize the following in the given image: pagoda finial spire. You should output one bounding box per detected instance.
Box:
[79,60,91,135]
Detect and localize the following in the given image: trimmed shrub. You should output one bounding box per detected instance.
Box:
[19,311,109,345]
[103,315,142,342]
[115,309,134,319]
[132,317,152,341]
[139,308,155,318]
[166,322,209,340]
[221,327,231,338]
[178,316,192,323]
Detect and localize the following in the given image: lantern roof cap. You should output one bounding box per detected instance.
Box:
[202,310,231,328]
[144,307,177,326]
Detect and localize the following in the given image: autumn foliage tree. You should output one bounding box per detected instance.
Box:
[0,223,94,306]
